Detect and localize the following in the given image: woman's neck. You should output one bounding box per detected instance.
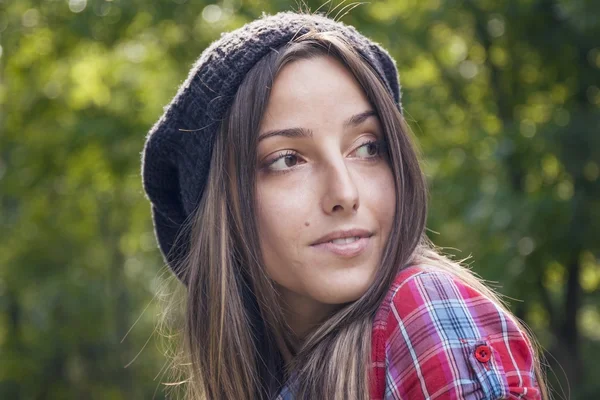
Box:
[280,289,337,338]
[274,287,342,367]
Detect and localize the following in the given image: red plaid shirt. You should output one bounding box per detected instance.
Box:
[276,265,541,399]
[370,266,541,399]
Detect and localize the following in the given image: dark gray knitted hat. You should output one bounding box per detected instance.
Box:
[141,11,402,279]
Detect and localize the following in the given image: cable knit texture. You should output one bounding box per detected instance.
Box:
[141,11,402,279]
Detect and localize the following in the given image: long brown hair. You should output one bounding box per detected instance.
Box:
[164,30,548,399]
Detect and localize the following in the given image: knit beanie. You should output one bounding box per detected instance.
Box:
[141,11,402,280]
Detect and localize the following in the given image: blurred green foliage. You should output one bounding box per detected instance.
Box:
[1,0,599,398]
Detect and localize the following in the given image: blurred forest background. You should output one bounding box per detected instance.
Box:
[1,0,599,398]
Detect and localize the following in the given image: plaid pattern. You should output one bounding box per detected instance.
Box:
[276,266,541,399]
[370,266,540,399]
[276,384,293,400]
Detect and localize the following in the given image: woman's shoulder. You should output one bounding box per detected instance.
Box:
[372,264,431,326]
[378,265,530,355]
[370,265,541,399]
[371,265,426,355]
[374,264,517,334]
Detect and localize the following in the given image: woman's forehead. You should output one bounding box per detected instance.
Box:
[260,56,372,131]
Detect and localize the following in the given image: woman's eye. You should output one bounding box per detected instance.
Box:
[353,141,380,158]
[269,153,302,171]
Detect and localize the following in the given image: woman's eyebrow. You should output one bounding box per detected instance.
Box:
[343,109,377,129]
[258,109,377,143]
[258,127,313,143]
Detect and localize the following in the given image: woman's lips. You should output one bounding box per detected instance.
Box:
[310,236,371,258]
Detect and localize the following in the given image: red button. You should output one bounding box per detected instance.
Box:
[475,345,491,363]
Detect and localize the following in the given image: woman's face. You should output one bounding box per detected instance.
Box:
[255,55,396,327]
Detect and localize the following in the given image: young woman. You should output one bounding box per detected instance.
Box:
[142,11,548,400]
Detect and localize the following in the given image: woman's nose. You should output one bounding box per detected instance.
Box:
[321,160,360,215]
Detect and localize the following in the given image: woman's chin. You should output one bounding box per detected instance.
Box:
[309,272,375,305]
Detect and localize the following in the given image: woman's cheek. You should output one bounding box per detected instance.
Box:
[259,182,304,215]
[375,168,396,208]
[354,163,396,205]
[257,173,314,240]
